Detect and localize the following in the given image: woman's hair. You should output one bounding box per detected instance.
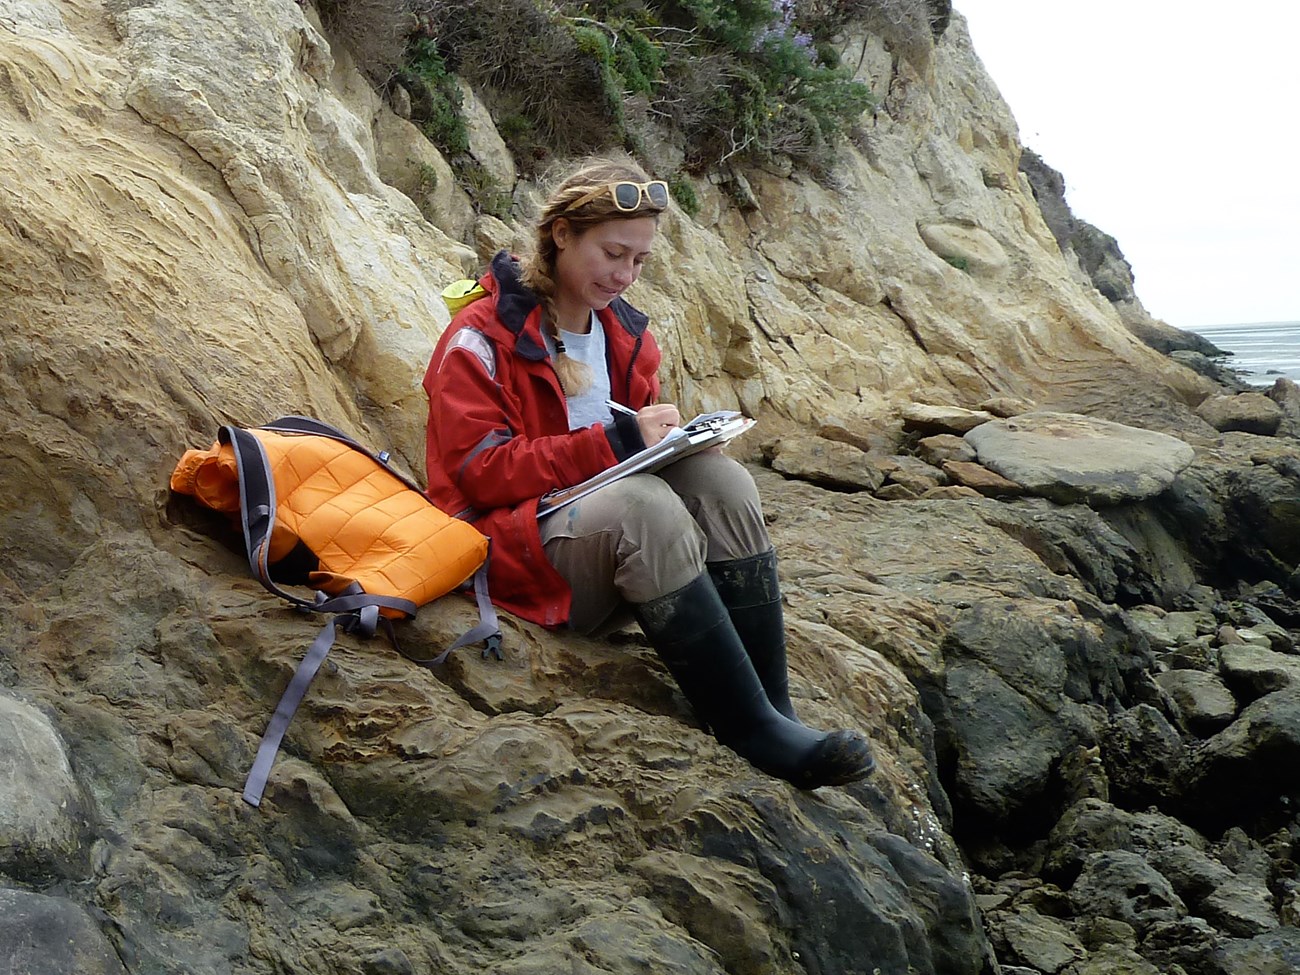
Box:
[520,155,666,396]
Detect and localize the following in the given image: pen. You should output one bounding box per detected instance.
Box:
[605,400,637,416]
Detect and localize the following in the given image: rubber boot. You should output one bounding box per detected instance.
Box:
[634,574,874,789]
[709,549,798,721]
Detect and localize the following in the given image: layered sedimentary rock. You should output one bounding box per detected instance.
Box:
[4,2,1300,974]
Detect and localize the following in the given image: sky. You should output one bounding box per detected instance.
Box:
[955,1,1299,331]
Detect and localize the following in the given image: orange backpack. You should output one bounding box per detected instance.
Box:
[171,416,500,806]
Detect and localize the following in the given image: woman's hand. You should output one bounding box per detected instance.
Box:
[636,403,681,447]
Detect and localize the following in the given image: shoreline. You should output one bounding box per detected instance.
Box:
[1189,319,1300,388]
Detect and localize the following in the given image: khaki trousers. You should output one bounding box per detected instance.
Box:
[540,451,771,636]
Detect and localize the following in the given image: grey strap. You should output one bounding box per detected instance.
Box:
[400,563,502,666]
[242,614,347,807]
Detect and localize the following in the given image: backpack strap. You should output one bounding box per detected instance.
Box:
[397,555,503,667]
[242,585,388,807]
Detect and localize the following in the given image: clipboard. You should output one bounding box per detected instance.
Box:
[536,411,756,519]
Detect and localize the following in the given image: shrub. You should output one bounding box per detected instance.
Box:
[403,36,469,157]
[650,3,873,175]
[666,173,700,217]
[316,0,415,80]
[796,0,941,70]
[375,0,891,199]
[410,0,625,168]
[458,160,514,220]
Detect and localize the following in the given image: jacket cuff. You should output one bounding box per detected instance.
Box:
[604,412,645,462]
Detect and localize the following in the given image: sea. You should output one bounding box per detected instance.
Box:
[1189,320,1300,388]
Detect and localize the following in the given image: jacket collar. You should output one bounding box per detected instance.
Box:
[487,249,649,361]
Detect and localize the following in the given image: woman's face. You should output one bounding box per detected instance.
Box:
[552,216,658,322]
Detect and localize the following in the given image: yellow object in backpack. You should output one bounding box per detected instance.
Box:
[441,279,487,314]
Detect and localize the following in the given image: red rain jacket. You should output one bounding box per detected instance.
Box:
[423,251,661,626]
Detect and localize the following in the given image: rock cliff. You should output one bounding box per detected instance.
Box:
[4,2,1300,974]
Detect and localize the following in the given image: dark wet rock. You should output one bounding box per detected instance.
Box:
[1201,876,1279,938]
[1236,580,1300,628]
[1072,943,1165,974]
[1156,444,1300,591]
[1211,925,1300,974]
[1180,685,1300,831]
[684,795,995,975]
[936,600,1117,834]
[993,906,1086,972]
[1219,644,1300,702]
[1140,915,1224,975]
[1170,350,1253,391]
[1150,843,1278,938]
[1265,377,1300,438]
[1127,606,1214,651]
[1151,843,1233,902]
[0,888,127,975]
[1043,800,1205,889]
[1069,850,1186,935]
[1155,670,1238,735]
[980,500,1166,606]
[1102,704,1187,811]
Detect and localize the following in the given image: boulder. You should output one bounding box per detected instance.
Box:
[995,907,1086,972]
[1069,851,1186,935]
[1101,706,1186,810]
[916,433,976,466]
[1211,926,1300,974]
[900,403,996,435]
[1180,685,1300,830]
[1195,393,1284,435]
[1218,644,1300,700]
[0,889,126,975]
[763,436,885,491]
[1154,670,1238,735]
[0,692,89,878]
[964,412,1195,506]
[941,460,1024,497]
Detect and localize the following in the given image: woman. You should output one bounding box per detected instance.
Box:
[423,156,874,788]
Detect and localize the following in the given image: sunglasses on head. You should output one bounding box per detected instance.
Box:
[564,180,670,213]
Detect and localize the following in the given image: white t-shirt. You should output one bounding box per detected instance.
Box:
[545,312,614,431]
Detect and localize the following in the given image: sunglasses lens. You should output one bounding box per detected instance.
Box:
[613,182,641,210]
[646,182,669,208]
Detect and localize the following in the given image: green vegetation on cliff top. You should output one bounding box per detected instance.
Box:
[319,0,950,212]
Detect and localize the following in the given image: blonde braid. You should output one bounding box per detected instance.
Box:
[520,154,667,397]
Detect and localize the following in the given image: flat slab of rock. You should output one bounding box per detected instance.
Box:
[963,412,1195,506]
[941,460,1024,497]
[900,403,995,435]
